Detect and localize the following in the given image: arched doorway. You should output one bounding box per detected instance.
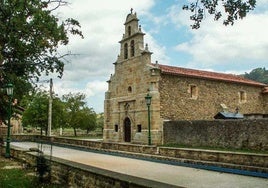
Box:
[124,117,131,142]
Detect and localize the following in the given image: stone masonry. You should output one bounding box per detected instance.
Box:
[160,74,266,120]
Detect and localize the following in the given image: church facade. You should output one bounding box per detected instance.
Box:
[103,11,268,145]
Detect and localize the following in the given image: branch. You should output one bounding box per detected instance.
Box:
[183,0,257,29]
[44,0,68,12]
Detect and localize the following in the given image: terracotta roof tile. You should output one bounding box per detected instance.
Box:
[157,64,266,87]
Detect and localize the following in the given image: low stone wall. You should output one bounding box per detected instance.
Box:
[0,145,179,188]
[10,135,268,173]
[158,147,268,170]
[163,119,268,151]
[28,136,158,155]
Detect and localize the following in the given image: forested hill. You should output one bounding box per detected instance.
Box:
[242,67,268,84]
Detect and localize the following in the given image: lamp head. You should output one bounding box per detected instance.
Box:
[145,93,152,106]
[6,83,13,96]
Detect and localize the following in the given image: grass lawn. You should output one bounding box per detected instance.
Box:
[0,156,60,188]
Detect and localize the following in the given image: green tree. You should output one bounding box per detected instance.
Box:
[183,0,256,29]
[244,67,268,84]
[22,91,67,135]
[0,0,83,121]
[62,92,96,136]
[79,107,97,134]
[52,96,68,130]
[96,112,104,132]
[22,91,49,135]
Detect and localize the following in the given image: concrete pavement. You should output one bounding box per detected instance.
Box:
[12,142,268,188]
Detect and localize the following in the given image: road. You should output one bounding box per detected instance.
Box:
[12,142,267,188]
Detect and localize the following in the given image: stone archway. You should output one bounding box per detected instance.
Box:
[124,117,131,142]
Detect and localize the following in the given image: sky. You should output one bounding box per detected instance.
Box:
[45,0,268,113]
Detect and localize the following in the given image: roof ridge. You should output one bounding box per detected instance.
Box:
[155,64,266,87]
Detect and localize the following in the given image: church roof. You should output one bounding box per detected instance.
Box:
[157,64,266,87]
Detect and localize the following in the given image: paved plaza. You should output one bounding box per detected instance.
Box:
[12,142,268,188]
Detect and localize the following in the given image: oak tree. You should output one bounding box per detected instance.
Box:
[62,92,97,136]
[0,0,83,121]
[183,0,256,29]
[22,91,67,135]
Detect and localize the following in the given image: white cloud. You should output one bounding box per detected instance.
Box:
[47,0,156,112]
[167,3,192,29]
[143,32,171,65]
[173,8,268,70]
[85,80,107,98]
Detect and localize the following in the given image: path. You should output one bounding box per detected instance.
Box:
[12,142,268,188]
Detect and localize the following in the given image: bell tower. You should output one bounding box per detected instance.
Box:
[117,9,148,62]
[104,10,160,145]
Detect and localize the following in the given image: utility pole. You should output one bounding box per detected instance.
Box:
[48,78,52,136]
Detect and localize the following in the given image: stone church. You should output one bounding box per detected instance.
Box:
[104,10,268,145]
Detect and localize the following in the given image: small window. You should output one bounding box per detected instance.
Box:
[137,124,142,132]
[114,124,119,132]
[190,85,198,99]
[130,40,135,57]
[128,86,132,93]
[124,43,128,59]
[128,26,131,36]
[239,91,247,103]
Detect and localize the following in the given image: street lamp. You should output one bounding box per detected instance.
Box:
[5,83,13,158]
[145,93,152,145]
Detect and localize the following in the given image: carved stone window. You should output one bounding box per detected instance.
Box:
[128,86,132,93]
[189,85,198,99]
[114,124,119,132]
[128,26,131,36]
[130,40,135,57]
[124,43,128,59]
[239,91,247,103]
[137,124,142,132]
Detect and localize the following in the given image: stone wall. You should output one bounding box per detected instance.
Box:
[163,119,268,151]
[159,75,265,120]
[6,135,268,173]
[263,94,268,113]
[1,145,178,188]
[158,147,267,172]
[0,126,7,144]
[49,156,176,188]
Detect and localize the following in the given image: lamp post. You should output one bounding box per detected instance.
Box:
[145,93,152,145]
[5,83,13,158]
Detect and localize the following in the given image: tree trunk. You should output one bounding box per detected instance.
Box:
[73,127,77,136]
